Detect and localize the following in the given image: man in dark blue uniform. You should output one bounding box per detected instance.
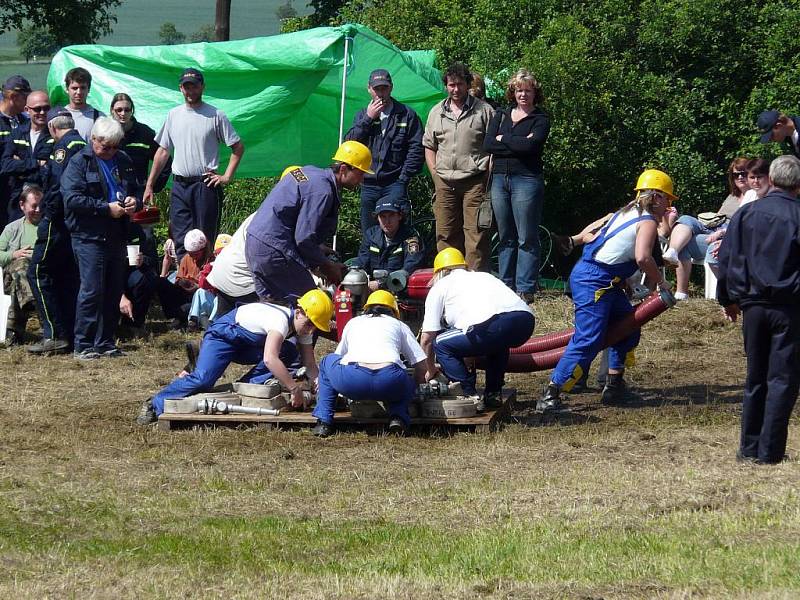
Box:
[119,222,159,336]
[245,140,372,302]
[757,110,800,159]
[0,75,32,231]
[717,155,800,465]
[26,109,86,354]
[1,90,53,222]
[345,69,424,231]
[353,199,425,293]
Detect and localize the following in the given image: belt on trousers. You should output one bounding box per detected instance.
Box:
[173,175,205,184]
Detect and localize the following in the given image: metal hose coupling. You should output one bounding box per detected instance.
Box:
[658,286,677,308]
[197,398,280,416]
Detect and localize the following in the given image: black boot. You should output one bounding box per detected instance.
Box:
[536,382,564,413]
[601,372,627,404]
[312,420,334,438]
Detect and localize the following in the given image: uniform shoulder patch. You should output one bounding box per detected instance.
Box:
[406,237,420,254]
[54,148,66,163]
[290,168,309,183]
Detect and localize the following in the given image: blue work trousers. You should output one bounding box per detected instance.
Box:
[551,260,640,390]
[72,238,126,353]
[244,237,316,302]
[491,173,544,293]
[171,180,222,262]
[359,180,410,232]
[152,311,300,415]
[434,311,535,395]
[312,354,415,426]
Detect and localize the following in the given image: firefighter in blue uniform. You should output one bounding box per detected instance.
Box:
[538,169,675,411]
[353,199,425,292]
[244,141,373,302]
[25,108,86,354]
[0,75,31,230]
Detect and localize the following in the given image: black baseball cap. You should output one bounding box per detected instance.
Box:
[368,69,392,87]
[3,75,32,94]
[374,199,402,214]
[179,68,204,85]
[757,110,781,143]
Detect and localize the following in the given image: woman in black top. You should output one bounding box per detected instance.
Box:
[483,70,550,301]
[109,93,170,190]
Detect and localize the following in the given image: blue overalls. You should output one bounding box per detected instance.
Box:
[551,211,654,390]
[152,306,301,415]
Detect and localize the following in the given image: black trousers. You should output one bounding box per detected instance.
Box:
[170,179,222,262]
[741,304,800,463]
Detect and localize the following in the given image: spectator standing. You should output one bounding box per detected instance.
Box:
[62,117,142,360]
[423,63,495,271]
[244,142,371,302]
[144,67,244,262]
[0,75,32,231]
[61,67,103,141]
[345,68,424,230]
[717,155,800,465]
[483,69,550,301]
[26,109,86,355]
[2,89,53,222]
[0,185,42,344]
[756,110,800,158]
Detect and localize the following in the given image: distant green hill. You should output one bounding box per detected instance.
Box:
[0,0,311,88]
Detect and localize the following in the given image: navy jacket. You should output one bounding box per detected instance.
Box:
[345,99,424,186]
[121,118,171,190]
[61,145,143,242]
[0,112,29,219]
[717,189,800,307]
[483,106,550,175]
[354,222,425,278]
[39,130,87,222]
[782,116,800,159]
[1,122,53,207]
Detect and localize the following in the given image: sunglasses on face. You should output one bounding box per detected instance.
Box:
[733,171,747,178]
[28,105,51,113]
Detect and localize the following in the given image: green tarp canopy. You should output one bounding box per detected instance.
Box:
[47,24,444,178]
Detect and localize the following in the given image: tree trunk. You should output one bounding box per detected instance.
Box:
[215,0,231,41]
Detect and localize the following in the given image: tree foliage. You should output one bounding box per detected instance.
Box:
[16,25,58,62]
[158,22,186,46]
[327,0,800,232]
[276,1,298,21]
[1,1,121,46]
[190,24,216,43]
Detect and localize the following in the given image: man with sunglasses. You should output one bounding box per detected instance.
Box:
[0,76,32,231]
[1,91,53,222]
[757,110,800,159]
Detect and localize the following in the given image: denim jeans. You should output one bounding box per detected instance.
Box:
[491,173,544,293]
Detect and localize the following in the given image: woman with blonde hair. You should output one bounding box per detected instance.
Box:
[483,69,550,302]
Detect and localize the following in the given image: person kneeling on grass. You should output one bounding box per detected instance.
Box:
[136,289,334,425]
[311,290,427,437]
[419,248,535,412]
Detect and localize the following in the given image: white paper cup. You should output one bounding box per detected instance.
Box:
[126,244,140,266]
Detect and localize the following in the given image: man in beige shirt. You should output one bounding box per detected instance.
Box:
[423,63,494,271]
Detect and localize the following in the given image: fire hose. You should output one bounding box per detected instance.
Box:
[197,398,280,416]
[476,288,675,373]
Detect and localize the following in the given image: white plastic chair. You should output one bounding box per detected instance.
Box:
[0,266,10,344]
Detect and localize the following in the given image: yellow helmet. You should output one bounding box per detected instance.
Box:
[363,289,400,318]
[634,169,678,202]
[281,165,302,179]
[214,233,232,252]
[433,247,467,273]
[332,140,374,174]
[296,289,334,332]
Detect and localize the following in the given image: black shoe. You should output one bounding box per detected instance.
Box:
[187,317,200,333]
[518,291,536,304]
[136,398,157,425]
[27,337,70,355]
[185,340,201,372]
[570,374,589,394]
[312,420,334,438]
[601,373,627,405]
[483,391,503,409]
[388,417,407,436]
[537,383,564,413]
[735,450,758,464]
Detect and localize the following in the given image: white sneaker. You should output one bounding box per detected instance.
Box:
[674,291,688,301]
[662,247,680,265]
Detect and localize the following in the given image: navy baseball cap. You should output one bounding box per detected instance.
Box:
[757,110,781,143]
[374,199,402,214]
[179,68,204,85]
[3,75,32,94]
[46,106,71,123]
[368,69,392,87]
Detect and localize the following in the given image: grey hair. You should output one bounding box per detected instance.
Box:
[49,114,74,131]
[90,116,124,145]
[769,155,800,190]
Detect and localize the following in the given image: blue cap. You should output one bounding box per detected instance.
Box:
[757,110,781,143]
[46,106,71,124]
[374,199,403,214]
[3,75,31,94]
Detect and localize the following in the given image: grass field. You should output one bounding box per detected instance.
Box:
[1,293,798,598]
[0,0,312,88]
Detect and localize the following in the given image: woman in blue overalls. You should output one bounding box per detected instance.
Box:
[136,289,334,424]
[538,169,676,411]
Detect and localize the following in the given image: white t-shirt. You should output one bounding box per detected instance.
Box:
[739,189,759,207]
[155,102,240,176]
[234,303,312,345]
[421,269,532,333]
[593,208,654,265]
[336,314,426,367]
[29,128,42,150]
[207,213,255,297]
[67,105,103,141]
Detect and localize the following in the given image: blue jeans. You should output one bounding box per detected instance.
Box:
[312,354,415,426]
[434,311,535,395]
[674,215,720,263]
[491,173,544,293]
[360,181,410,233]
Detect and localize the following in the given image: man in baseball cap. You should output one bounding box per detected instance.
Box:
[1,76,33,229]
[757,109,800,158]
[179,67,204,85]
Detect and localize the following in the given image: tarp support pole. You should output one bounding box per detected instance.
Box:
[333,34,353,253]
